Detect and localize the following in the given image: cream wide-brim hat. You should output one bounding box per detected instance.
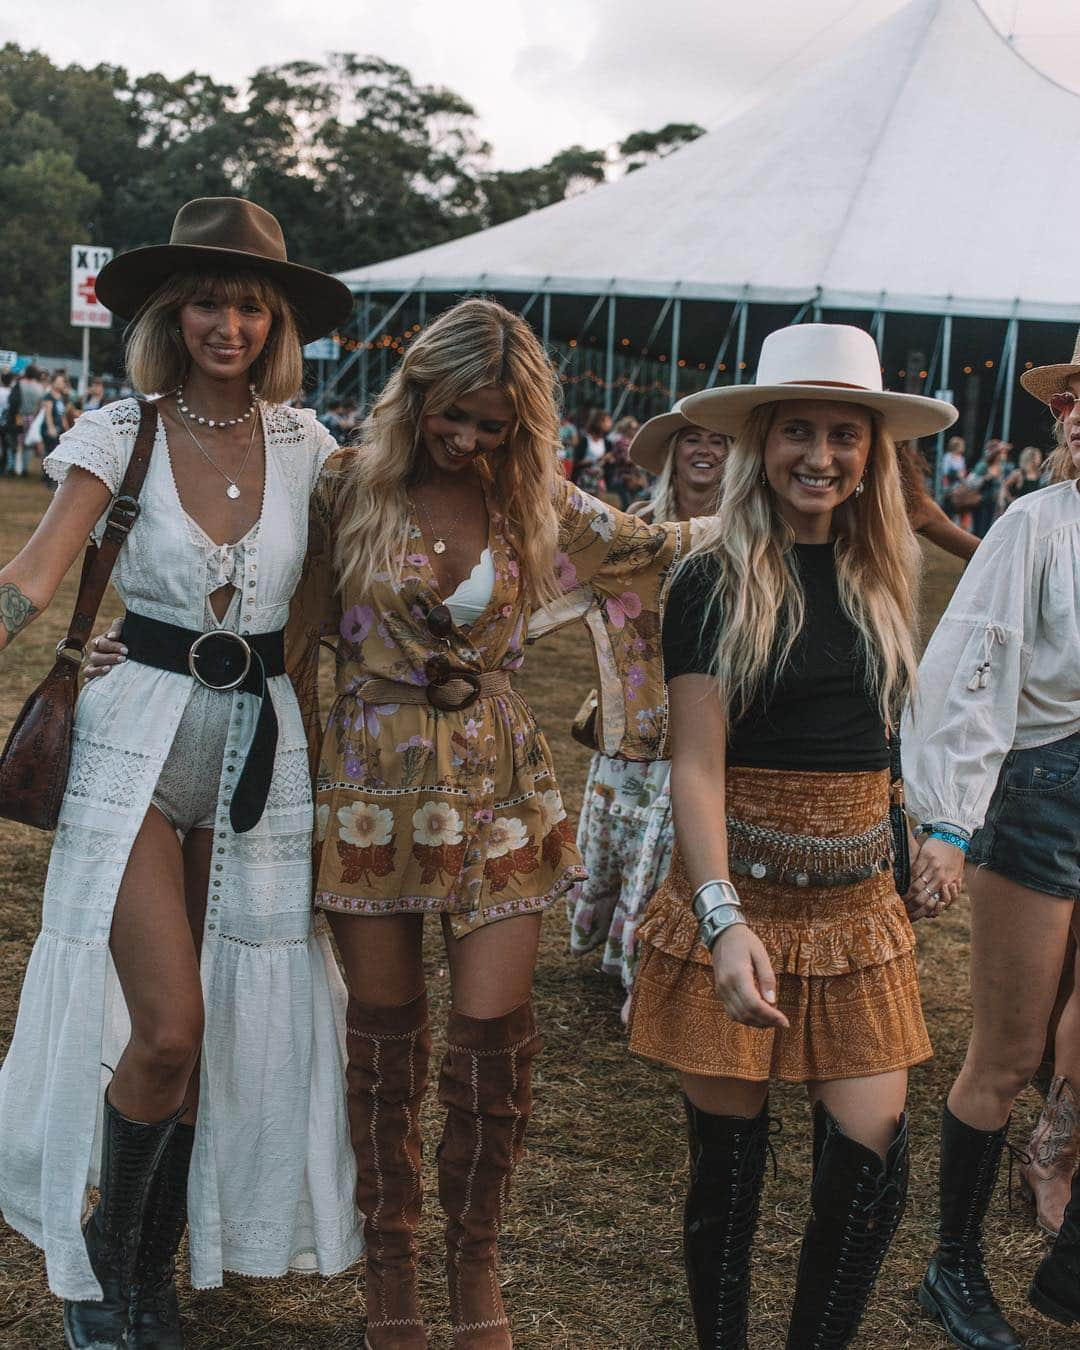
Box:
[628,402,691,473]
[680,324,958,441]
[1020,328,1080,407]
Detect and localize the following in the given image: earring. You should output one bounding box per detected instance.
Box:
[854,478,866,497]
[759,470,768,487]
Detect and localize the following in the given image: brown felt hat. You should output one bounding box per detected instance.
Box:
[1020,328,1080,407]
[95,197,354,343]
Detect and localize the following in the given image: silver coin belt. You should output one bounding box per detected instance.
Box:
[727,814,894,889]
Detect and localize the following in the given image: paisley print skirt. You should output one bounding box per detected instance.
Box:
[628,767,932,1083]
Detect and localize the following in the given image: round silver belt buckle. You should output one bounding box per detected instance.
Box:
[188,631,252,691]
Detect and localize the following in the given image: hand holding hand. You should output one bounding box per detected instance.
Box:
[905,836,965,921]
[711,925,789,1030]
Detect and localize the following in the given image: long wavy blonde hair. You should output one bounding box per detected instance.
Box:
[693,402,920,731]
[333,298,563,607]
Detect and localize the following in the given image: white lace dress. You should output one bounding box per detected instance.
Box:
[0,399,363,1300]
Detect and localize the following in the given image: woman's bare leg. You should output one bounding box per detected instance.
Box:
[441,912,541,1015]
[107,807,205,1123]
[949,868,1076,1131]
[680,1073,770,1119]
[809,1070,908,1159]
[327,910,426,1006]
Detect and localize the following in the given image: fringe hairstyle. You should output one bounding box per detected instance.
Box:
[125,269,303,404]
[691,403,920,731]
[332,298,563,608]
[1046,417,1080,484]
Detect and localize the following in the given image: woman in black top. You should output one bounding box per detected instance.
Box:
[628,324,958,1349]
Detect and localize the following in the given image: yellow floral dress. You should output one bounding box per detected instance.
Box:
[287,466,689,938]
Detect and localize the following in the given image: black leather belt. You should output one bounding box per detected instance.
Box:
[121,610,286,833]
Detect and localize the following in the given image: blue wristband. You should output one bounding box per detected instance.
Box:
[928,830,970,853]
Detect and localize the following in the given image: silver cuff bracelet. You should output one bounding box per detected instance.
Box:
[698,903,747,952]
[691,879,742,921]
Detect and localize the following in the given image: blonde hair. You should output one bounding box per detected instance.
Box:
[125,269,303,404]
[692,403,919,731]
[649,425,726,524]
[333,298,563,606]
[1047,418,1079,483]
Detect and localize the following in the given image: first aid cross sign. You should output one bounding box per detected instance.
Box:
[71,245,113,328]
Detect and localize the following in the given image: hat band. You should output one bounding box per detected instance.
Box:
[779,379,876,391]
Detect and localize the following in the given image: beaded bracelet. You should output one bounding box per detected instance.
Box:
[928,830,970,853]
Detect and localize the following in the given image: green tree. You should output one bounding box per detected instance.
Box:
[618,121,705,173]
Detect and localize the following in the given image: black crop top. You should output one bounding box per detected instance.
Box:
[662,543,889,772]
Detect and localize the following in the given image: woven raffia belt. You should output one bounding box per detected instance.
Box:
[357,670,512,713]
[727,813,894,889]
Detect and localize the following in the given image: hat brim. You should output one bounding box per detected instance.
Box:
[95,243,354,344]
[1019,363,1080,407]
[680,383,958,441]
[629,410,690,472]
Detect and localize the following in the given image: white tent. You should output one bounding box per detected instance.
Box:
[339,0,1080,323]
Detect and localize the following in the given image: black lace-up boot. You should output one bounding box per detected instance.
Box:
[1029,1162,1080,1327]
[128,1121,195,1348]
[785,1103,909,1349]
[63,1092,184,1350]
[683,1098,771,1349]
[917,1106,1022,1349]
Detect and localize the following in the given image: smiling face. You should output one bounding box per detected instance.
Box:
[178,283,274,383]
[421,385,515,474]
[762,399,873,542]
[673,425,729,495]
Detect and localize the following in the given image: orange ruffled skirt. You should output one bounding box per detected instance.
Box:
[627,767,932,1084]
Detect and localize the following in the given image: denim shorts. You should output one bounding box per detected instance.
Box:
[968,729,1080,900]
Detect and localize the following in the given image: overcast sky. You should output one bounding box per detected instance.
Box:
[5,0,1079,168]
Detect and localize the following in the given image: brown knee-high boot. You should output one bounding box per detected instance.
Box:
[437,1001,540,1350]
[346,992,432,1350]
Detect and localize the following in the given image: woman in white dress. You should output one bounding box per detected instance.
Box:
[0,198,362,1349]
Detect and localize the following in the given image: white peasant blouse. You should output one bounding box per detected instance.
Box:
[902,481,1080,836]
[0,399,363,1299]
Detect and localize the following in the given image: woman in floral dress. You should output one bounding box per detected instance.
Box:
[569,408,729,1023]
[286,298,695,1349]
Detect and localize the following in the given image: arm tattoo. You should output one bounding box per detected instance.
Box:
[0,582,39,642]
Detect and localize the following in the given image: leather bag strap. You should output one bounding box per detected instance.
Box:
[59,401,158,660]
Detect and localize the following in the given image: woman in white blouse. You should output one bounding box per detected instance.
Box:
[0,199,361,1350]
[903,340,1080,1346]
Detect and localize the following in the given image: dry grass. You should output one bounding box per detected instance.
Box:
[0,480,1067,1347]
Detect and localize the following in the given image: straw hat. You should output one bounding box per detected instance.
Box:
[1020,328,1080,406]
[95,197,354,343]
[680,324,958,440]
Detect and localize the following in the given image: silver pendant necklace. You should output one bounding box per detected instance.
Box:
[176,383,257,428]
[179,402,259,500]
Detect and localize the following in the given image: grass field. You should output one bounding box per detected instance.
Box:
[0,478,1071,1348]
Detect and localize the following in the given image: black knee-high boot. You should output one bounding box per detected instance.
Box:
[785,1103,908,1350]
[1029,1161,1080,1327]
[128,1121,195,1349]
[917,1106,1022,1349]
[63,1092,184,1350]
[683,1098,770,1350]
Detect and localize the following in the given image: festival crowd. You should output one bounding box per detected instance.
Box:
[0,195,1078,1350]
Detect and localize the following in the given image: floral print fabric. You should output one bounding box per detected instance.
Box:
[287,467,688,938]
[568,751,673,989]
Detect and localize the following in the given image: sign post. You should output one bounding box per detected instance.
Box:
[70,245,113,396]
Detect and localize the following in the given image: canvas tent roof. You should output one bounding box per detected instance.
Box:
[338,0,1080,323]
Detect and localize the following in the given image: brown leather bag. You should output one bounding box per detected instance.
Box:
[0,402,158,829]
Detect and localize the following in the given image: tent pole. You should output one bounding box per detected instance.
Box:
[735,302,749,386]
[1002,316,1019,444]
[519,291,541,320]
[606,294,616,412]
[982,319,1015,447]
[360,293,371,412]
[612,296,674,420]
[326,287,414,404]
[705,301,742,386]
[669,297,682,404]
[542,288,551,347]
[418,291,427,326]
[559,293,609,374]
[934,314,953,500]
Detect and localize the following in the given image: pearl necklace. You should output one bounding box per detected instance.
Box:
[176,384,257,429]
[178,404,260,500]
